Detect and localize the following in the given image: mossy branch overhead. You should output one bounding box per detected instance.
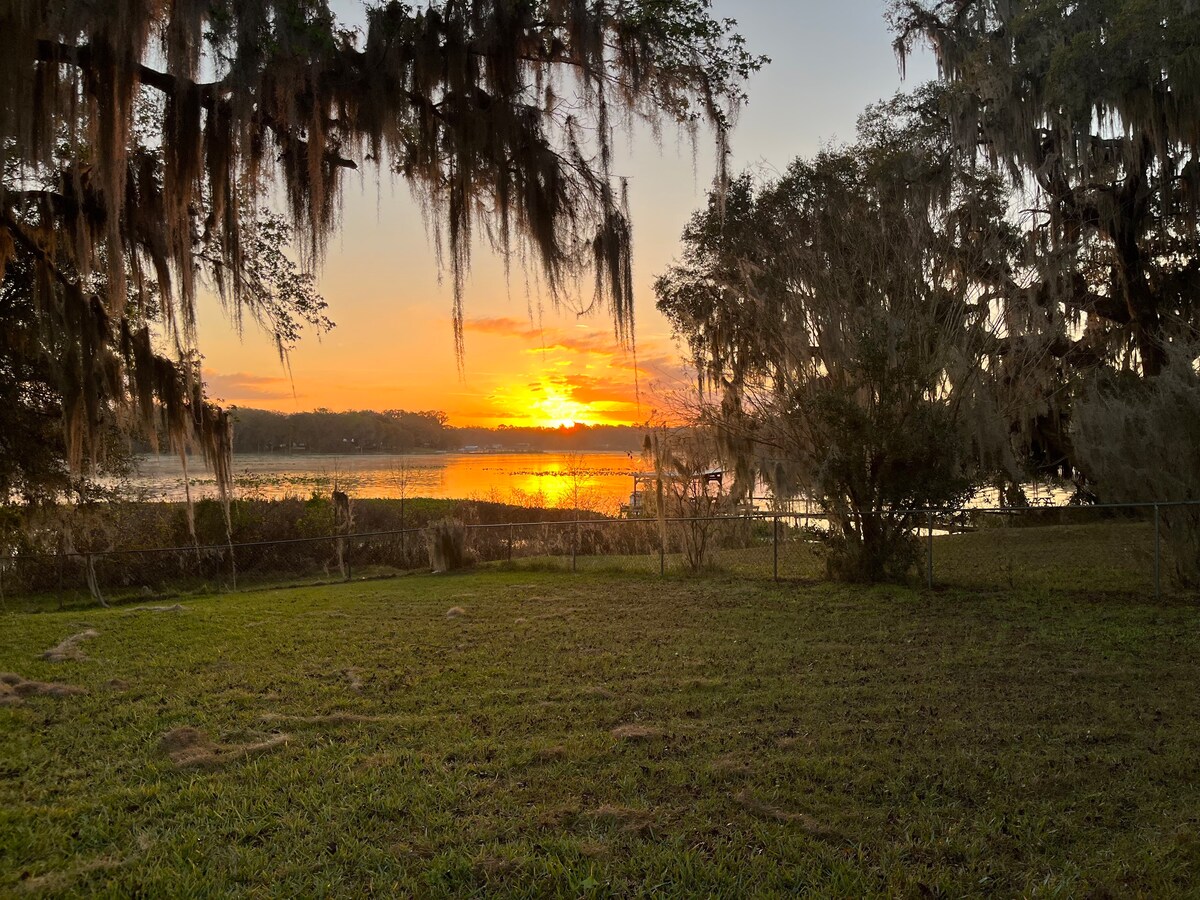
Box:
[891,0,1200,377]
[0,0,762,487]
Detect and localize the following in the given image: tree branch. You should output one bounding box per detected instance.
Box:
[33,39,358,172]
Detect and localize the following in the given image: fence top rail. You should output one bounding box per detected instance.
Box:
[4,527,429,563]
[913,499,1200,515]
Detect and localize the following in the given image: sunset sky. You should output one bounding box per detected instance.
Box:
[196,0,937,428]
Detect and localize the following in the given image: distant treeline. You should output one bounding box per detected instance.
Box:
[229,408,451,453]
[224,407,645,454]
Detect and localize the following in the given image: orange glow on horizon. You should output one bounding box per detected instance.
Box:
[485,377,636,429]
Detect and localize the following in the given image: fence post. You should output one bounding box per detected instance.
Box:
[508,523,514,562]
[1154,503,1161,602]
[772,514,779,581]
[572,519,578,573]
[345,533,353,582]
[927,510,934,590]
[659,523,665,577]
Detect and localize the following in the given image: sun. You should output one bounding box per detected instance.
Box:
[531,385,591,429]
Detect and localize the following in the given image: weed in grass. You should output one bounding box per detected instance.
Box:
[472,854,520,877]
[733,790,846,843]
[589,804,656,834]
[610,724,663,741]
[576,841,610,859]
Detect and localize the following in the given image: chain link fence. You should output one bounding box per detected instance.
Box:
[2,501,1196,610]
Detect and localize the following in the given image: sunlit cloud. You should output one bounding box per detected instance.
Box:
[463,316,547,340]
[456,315,682,427]
[204,370,297,402]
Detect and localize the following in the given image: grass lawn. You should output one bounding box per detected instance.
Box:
[1,571,1198,896]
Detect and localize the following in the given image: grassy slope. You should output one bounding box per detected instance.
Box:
[1,572,1198,897]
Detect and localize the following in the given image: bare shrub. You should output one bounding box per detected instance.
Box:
[643,426,746,571]
[426,518,469,573]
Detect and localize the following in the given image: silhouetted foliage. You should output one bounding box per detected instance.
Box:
[657,95,1018,581]
[893,0,1200,382]
[1,0,762,495]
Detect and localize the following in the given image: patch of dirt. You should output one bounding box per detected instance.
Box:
[535,805,577,829]
[589,804,655,834]
[125,604,185,615]
[582,686,616,700]
[679,677,723,690]
[776,735,815,750]
[0,673,87,703]
[327,611,351,619]
[530,608,576,621]
[355,752,394,771]
[159,726,288,769]
[610,724,663,742]
[105,679,130,692]
[42,629,100,662]
[18,855,126,893]
[732,789,844,841]
[472,855,518,877]
[710,754,754,777]
[532,745,567,762]
[390,838,437,861]
[577,840,610,859]
[345,668,364,691]
[445,606,467,618]
[256,712,394,727]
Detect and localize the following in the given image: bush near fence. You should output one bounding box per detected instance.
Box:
[0,496,596,560]
[2,503,1195,610]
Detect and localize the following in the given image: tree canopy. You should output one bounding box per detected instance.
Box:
[892,0,1200,379]
[656,92,1022,578]
[0,0,761,494]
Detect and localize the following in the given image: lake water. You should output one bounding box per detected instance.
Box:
[125,451,1073,516]
[128,451,644,513]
